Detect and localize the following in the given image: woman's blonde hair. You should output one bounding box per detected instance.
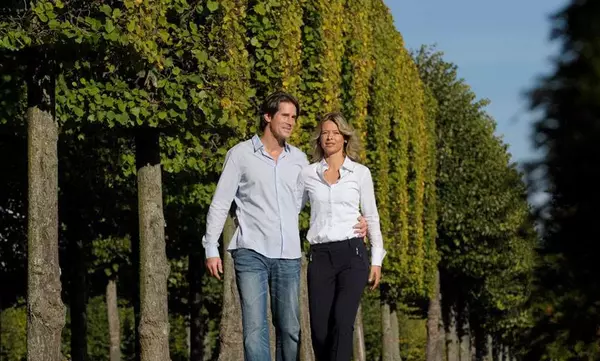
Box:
[311,112,362,162]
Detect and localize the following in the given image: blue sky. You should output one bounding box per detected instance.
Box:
[385,0,567,165]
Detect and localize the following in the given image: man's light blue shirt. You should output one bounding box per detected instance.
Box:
[202,135,309,259]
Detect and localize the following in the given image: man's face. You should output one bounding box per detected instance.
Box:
[264,101,297,140]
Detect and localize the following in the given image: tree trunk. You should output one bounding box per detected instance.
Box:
[390,307,402,361]
[353,304,366,361]
[217,216,244,361]
[458,320,470,361]
[492,340,500,361]
[26,48,66,361]
[299,255,314,361]
[446,309,459,361]
[426,270,443,361]
[136,129,170,361]
[70,238,87,361]
[107,278,121,361]
[381,301,400,361]
[485,335,493,361]
[189,238,204,361]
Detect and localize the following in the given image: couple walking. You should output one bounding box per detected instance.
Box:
[202,91,386,361]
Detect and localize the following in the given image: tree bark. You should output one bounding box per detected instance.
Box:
[390,307,402,361]
[299,255,314,361]
[485,335,493,361]
[381,301,400,361]
[189,238,204,361]
[107,279,121,361]
[217,216,244,361]
[26,47,66,361]
[446,308,459,361]
[492,340,500,361]
[136,129,170,361]
[458,319,470,361]
[426,270,443,361]
[353,304,366,361]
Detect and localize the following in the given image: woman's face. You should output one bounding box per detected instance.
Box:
[320,120,345,157]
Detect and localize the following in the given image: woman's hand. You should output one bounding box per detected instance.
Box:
[368,265,381,290]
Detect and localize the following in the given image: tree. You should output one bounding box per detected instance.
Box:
[0,4,69,357]
[522,0,600,359]
[414,45,536,361]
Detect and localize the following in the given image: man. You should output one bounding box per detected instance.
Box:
[202,91,366,361]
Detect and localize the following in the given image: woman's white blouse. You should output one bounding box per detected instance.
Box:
[297,157,387,266]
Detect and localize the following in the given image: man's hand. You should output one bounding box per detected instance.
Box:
[353,216,368,238]
[206,257,223,280]
[368,265,382,290]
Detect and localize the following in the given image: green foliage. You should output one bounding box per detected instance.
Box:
[366,0,393,301]
[90,236,131,279]
[0,70,27,306]
[361,289,382,361]
[246,0,303,98]
[422,86,440,297]
[295,0,345,152]
[414,45,536,347]
[341,0,374,146]
[57,296,189,361]
[520,0,600,359]
[364,1,436,304]
[1,1,536,359]
[0,306,27,361]
[398,312,427,361]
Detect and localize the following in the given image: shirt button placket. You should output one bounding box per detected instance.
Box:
[275,162,284,257]
[329,184,334,227]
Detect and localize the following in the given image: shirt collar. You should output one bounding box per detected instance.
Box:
[319,156,356,172]
[252,134,290,153]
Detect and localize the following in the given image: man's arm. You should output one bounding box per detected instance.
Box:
[202,149,241,259]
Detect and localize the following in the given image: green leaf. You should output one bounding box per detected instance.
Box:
[254,3,266,15]
[105,20,115,34]
[207,1,218,12]
[48,19,60,29]
[175,99,188,110]
[100,4,112,15]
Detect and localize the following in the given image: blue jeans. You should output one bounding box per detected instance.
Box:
[232,248,301,361]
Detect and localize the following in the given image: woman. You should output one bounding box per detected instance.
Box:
[297,112,386,361]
